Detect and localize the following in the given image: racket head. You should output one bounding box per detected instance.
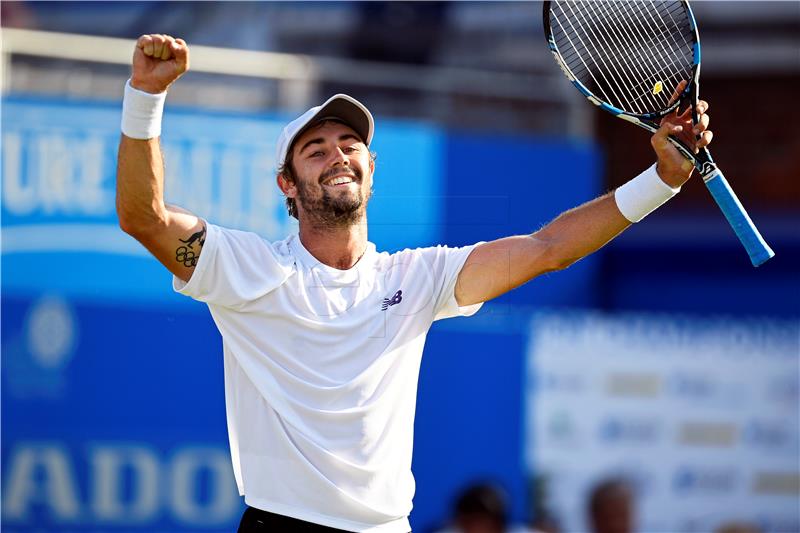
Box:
[543,0,701,123]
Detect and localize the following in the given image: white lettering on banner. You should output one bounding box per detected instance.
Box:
[191,141,214,219]
[170,448,240,524]
[1,132,112,217]
[37,134,72,214]
[79,136,108,215]
[4,127,292,241]
[219,148,244,228]
[161,141,292,238]
[3,132,37,215]
[1,442,240,527]
[3,443,81,521]
[89,445,160,523]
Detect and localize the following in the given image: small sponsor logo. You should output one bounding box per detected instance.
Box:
[538,372,585,394]
[545,410,580,446]
[668,373,748,407]
[605,373,661,398]
[765,375,799,409]
[599,417,660,444]
[752,472,800,495]
[669,372,714,399]
[5,296,79,399]
[678,422,737,447]
[744,419,799,453]
[27,296,76,371]
[673,465,738,494]
[381,290,403,311]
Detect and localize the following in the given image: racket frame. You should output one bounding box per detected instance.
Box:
[543,0,774,266]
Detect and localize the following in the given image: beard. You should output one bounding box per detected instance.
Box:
[294,165,372,228]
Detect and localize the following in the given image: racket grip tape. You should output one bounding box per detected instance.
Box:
[703,170,775,267]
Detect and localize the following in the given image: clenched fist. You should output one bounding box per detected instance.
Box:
[131,34,189,94]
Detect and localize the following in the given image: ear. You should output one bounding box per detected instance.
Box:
[277,173,296,198]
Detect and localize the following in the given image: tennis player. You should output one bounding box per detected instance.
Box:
[116,35,712,533]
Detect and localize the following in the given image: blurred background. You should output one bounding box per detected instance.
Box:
[1,2,798,532]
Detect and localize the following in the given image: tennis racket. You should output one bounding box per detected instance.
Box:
[543,0,774,267]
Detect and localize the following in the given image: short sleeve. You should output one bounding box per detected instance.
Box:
[419,242,486,322]
[173,223,293,309]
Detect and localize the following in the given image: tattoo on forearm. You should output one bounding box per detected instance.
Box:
[175,224,206,267]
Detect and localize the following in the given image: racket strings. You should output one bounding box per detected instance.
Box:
[579,0,691,108]
[581,1,686,110]
[550,0,695,115]
[565,1,666,111]
[629,1,692,85]
[560,0,685,110]
[590,1,668,110]
[560,2,645,110]
[586,1,690,110]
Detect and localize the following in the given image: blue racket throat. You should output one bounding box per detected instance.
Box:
[543,0,775,267]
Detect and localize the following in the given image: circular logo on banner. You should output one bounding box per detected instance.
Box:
[26,295,77,370]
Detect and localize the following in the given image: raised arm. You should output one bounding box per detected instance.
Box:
[116,34,202,283]
[454,99,713,307]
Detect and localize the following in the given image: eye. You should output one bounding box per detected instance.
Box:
[309,150,324,158]
[343,146,358,154]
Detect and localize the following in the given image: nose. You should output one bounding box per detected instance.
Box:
[330,146,350,167]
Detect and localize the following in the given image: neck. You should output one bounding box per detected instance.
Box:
[298,213,369,270]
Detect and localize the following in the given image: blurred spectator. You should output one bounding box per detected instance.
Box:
[434,482,535,533]
[715,522,763,533]
[587,478,635,533]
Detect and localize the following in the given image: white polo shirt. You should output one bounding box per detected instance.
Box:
[173,223,484,532]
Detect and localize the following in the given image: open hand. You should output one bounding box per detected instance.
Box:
[650,80,713,188]
[131,34,190,94]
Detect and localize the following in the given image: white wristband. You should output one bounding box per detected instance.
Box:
[121,79,166,139]
[614,163,681,222]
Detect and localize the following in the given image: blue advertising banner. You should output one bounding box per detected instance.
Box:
[2,96,602,531]
[2,294,238,531]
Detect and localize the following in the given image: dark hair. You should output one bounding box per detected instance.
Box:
[278,121,377,220]
[453,483,508,530]
[588,477,633,518]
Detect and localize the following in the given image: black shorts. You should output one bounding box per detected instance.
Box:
[237,506,353,532]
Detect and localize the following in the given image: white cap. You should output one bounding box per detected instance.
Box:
[275,94,374,169]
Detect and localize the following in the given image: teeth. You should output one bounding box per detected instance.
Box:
[327,176,354,186]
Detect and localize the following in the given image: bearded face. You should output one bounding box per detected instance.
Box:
[293,159,372,226]
[283,121,374,228]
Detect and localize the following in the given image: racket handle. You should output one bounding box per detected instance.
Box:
[703,169,775,267]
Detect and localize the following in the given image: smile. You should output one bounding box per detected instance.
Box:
[323,175,357,186]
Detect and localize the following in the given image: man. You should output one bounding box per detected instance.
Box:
[116,35,712,532]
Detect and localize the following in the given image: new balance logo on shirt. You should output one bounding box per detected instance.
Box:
[381,290,403,311]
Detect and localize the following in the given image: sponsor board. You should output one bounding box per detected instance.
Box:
[527,311,800,532]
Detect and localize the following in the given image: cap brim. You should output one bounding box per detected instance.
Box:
[298,95,374,147]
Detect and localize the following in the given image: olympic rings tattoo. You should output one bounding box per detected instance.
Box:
[175,224,206,267]
[176,246,198,267]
